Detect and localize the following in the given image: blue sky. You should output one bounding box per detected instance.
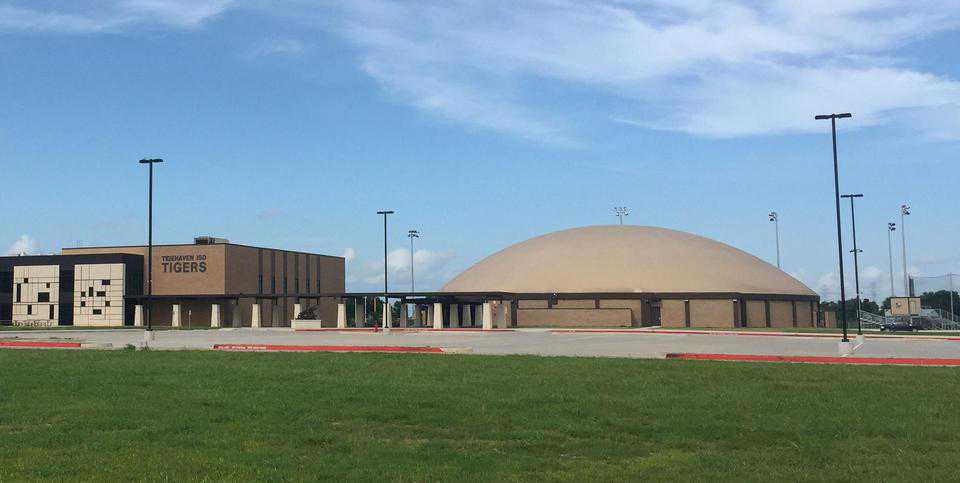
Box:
[1,0,958,300]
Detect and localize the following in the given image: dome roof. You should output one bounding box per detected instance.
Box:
[442,225,815,296]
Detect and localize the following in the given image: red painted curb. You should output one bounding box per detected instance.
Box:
[0,340,82,348]
[212,343,444,353]
[665,353,960,366]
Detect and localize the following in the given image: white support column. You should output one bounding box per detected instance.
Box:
[211,304,221,328]
[382,302,391,330]
[337,302,347,328]
[171,304,181,328]
[293,303,302,321]
[482,302,494,330]
[449,304,460,328]
[251,303,261,328]
[134,305,144,327]
[399,303,408,327]
[433,302,444,329]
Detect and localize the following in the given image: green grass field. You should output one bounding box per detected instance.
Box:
[2,350,959,481]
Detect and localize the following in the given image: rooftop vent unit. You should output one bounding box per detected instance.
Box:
[194,236,229,245]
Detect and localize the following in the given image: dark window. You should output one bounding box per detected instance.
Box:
[271,277,276,294]
[16,284,21,303]
[258,249,264,294]
[105,301,110,307]
[80,301,86,307]
[45,283,50,288]
[38,292,50,303]
[93,309,102,315]
[88,287,93,297]
[49,305,54,319]
[96,291,106,297]
[0,271,12,289]
[23,278,28,283]
[102,280,110,285]
[27,305,32,315]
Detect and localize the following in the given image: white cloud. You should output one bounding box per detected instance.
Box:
[7,1,960,143]
[6,235,37,256]
[246,38,305,58]
[324,0,960,142]
[344,247,456,290]
[0,0,231,33]
[810,264,920,301]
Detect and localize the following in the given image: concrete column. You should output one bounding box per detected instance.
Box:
[427,304,434,328]
[171,304,181,328]
[482,302,494,330]
[251,304,261,328]
[497,301,508,329]
[433,302,444,329]
[294,303,302,321]
[382,302,391,329]
[337,302,347,328]
[134,305,144,327]
[414,305,423,327]
[462,305,473,326]
[399,303,408,327]
[449,304,460,328]
[211,304,221,328]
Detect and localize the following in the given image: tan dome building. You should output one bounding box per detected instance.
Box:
[441,226,819,328]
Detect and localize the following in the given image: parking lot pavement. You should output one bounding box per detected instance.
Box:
[2,327,960,361]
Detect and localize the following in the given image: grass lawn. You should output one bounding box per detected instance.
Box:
[2,351,959,481]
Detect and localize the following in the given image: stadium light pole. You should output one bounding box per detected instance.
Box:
[407,229,420,292]
[815,112,852,344]
[613,206,629,225]
[768,211,781,269]
[138,158,163,337]
[842,194,864,334]
[900,204,910,296]
[377,210,394,330]
[887,223,897,299]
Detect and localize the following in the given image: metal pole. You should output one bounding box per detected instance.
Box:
[774,216,781,269]
[901,207,909,296]
[844,195,863,334]
[830,117,849,342]
[377,210,394,329]
[147,161,153,332]
[410,236,415,292]
[139,158,163,332]
[887,225,896,298]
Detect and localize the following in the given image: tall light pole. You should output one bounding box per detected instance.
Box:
[842,193,863,334]
[815,112,852,343]
[887,222,897,299]
[407,229,419,292]
[613,206,629,225]
[768,211,781,269]
[377,210,394,329]
[138,158,163,336]
[900,204,911,296]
